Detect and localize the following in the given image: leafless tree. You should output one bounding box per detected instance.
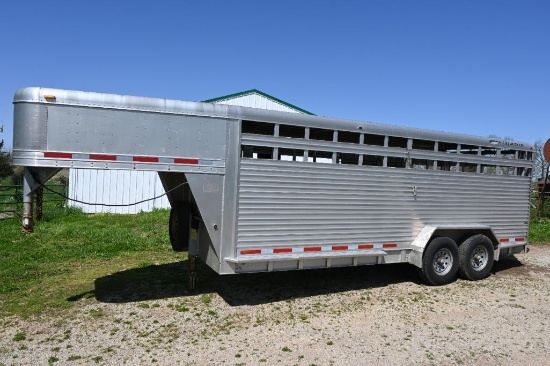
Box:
[533,139,549,182]
[0,139,14,180]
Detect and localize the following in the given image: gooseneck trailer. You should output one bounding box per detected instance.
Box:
[12,87,534,288]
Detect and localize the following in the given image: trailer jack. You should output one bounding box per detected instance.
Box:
[187,217,201,292]
[188,255,197,292]
[21,167,61,233]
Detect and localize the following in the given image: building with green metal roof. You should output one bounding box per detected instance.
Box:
[203,89,314,115]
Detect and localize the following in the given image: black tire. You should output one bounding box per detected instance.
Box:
[458,234,494,281]
[421,237,459,285]
[169,203,190,252]
[416,267,428,283]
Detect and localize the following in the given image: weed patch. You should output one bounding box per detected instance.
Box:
[13,332,26,341]
[529,217,550,243]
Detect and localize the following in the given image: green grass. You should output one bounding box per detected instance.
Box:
[529,216,550,244]
[0,208,183,317]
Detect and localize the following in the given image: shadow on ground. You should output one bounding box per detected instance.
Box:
[491,254,527,275]
[67,253,525,307]
[68,260,423,306]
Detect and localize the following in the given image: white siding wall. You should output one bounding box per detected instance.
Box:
[215,93,302,113]
[68,169,169,214]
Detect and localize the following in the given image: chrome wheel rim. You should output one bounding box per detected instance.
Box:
[433,248,453,275]
[471,245,489,271]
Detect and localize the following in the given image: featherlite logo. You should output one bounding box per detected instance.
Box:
[489,140,524,147]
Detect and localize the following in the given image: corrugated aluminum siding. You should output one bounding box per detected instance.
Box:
[236,159,531,251]
[68,169,169,214]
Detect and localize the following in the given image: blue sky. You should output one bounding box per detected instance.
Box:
[0,1,548,149]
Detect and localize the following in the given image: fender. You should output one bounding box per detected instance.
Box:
[408,225,498,268]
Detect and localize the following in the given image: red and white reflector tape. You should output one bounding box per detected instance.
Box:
[44,152,73,159]
[499,237,526,244]
[133,156,159,163]
[43,152,199,165]
[240,243,398,256]
[89,154,117,161]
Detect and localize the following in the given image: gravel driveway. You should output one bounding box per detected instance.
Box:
[2,245,550,365]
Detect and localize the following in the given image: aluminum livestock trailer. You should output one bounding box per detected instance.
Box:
[12,87,534,288]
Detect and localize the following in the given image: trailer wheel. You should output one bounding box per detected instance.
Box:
[421,237,459,285]
[458,234,494,281]
[169,203,190,252]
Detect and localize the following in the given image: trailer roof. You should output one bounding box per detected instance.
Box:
[14,87,533,150]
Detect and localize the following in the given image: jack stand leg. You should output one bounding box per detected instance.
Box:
[22,168,35,233]
[187,220,200,292]
[188,255,197,292]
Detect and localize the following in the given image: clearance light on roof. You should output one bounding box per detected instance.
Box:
[44,95,56,101]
